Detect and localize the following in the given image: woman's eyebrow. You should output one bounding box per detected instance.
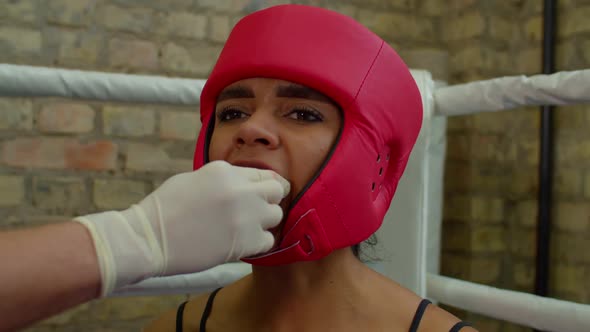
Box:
[217,86,255,102]
[275,84,333,103]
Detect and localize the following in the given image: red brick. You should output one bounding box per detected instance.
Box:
[3,138,63,169]
[38,103,95,133]
[65,140,118,170]
[2,138,117,170]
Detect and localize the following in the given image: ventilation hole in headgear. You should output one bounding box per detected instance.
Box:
[376,154,381,162]
[304,234,315,255]
[371,182,376,191]
[379,167,383,176]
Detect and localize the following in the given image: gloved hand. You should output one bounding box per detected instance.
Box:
[74,160,290,296]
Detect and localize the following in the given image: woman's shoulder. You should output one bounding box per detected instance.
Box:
[364,271,478,331]
[142,291,213,332]
[144,274,251,332]
[417,303,479,332]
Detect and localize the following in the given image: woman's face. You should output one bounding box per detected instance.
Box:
[208,77,342,228]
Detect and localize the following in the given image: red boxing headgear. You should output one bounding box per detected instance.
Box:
[194,5,423,265]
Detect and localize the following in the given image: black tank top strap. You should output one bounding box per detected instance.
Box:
[199,287,223,332]
[408,299,431,332]
[175,301,188,332]
[449,321,472,332]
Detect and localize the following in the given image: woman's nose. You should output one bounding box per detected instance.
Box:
[233,112,280,148]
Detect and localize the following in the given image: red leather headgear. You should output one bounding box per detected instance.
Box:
[193,5,423,266]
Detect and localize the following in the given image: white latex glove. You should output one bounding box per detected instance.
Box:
[74,160,290,296]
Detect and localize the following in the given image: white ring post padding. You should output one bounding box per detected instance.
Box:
[427,274,590,332]
[434,69,590,116]
[111,263,252,297]
[0,63,205,105]
[375,69,441,298]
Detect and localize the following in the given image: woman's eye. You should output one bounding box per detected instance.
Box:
[217,109,247,122]
[287,108,323,122]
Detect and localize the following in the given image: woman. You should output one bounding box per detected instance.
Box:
[146,5,477,332]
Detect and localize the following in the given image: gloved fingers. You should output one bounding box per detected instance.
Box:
[253,179,289,204]
[256,230,276,254]
[235,166,290,197]
[259,204,284,230]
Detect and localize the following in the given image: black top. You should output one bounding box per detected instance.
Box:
[175,288,472,332]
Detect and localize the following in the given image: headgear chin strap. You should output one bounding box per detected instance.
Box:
[193,5,423,266]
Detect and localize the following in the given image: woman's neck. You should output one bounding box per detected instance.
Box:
[253,247,363,293]
[234,248,373,329]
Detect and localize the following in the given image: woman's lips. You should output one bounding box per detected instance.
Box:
[231,160,277,173]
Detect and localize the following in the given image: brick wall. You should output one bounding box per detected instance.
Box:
[0,1,587,331]
[440,1,590,331]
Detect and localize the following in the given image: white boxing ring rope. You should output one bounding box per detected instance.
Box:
[1,64,588,110]
[0,64,205,105]
[1,63,590,332]
[434,69,590,116]
[427,275,590,332]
